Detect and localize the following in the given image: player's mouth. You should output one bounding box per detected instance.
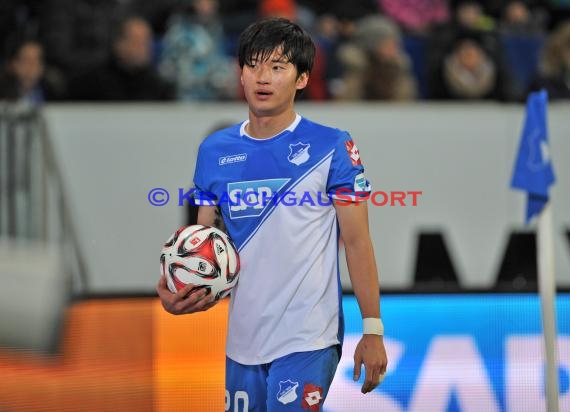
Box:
[255,89,273,100]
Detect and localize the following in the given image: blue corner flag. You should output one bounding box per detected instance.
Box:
[510,90,556,223]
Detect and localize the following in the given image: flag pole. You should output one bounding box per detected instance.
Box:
[537,203,559,412]
[510,89,559,411]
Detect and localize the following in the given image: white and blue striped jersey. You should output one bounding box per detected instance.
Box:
[193,114,371,365]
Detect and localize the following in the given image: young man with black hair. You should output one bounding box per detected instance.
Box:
[157,17,387,411]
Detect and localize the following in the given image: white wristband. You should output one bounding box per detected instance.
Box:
[363,318,384,336]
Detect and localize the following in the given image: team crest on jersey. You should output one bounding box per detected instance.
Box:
[288,142,310,165]
[277,380,299,405]
[345,140,362,166]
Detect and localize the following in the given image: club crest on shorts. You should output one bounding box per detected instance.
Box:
[288,142,310,165]
[277,379,299,405]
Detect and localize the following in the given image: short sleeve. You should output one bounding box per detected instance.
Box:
[326,132,372,201]
[192,143,218,206]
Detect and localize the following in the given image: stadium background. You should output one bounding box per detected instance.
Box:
[1,1,570,411]
[1,103,569,412]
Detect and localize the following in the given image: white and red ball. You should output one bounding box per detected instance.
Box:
[160,225,240,301]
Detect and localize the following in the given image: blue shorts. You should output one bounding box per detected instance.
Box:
[225,346,340,411]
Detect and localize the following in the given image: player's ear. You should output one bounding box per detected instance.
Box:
[240,70,244,87]
[296,72,309,90]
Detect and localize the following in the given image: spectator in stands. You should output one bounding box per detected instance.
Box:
[427,1,521,100]
[217,0,259,51]
[529,21,570,99]
[70,16,175,101]
[40,0,131,80]
[441,38,497,99]
[378,0,451,34]
[131,0,181,38]
[334,15,417,100]
[497,1,548,97]
[159,0,237,101]
[428,33,517,101]
[0,38,65,105]
[429,0,497,53]
[454,0,496,31]
[499,0,546,35]
[295,1,376,99]
[0,0,43,65]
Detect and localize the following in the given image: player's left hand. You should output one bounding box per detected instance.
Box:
[156,275,217,315]
[353,334,388,394]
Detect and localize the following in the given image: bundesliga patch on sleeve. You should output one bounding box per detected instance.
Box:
[354,172,370,192]
[344,140,362,166]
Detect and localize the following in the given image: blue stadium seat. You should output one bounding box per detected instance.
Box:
[403,35,429,99]
[501,34,545,94]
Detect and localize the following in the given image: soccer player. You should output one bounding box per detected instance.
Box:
[156,17,387,411]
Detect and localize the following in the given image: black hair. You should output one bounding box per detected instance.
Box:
[237,17,315,77]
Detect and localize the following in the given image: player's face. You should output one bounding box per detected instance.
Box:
[240,48,308,118]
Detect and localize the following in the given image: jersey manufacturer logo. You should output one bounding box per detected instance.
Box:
[302,384,323,410]
[219,153,247,166]
[227,178,290,219]
[344,140,361,166]
[277,380,299,405]
[288,142,311,165]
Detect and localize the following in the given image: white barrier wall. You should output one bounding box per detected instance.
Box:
[43,103,570,293]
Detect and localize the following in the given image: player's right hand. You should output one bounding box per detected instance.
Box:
[156,275,217,315]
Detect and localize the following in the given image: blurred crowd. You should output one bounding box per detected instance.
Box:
[1,0,569,106]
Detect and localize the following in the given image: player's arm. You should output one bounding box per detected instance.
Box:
[155,204,224,315]
[335,200,388,394]
[197,205,226,232]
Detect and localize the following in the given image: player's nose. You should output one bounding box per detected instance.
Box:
[256,65,271,83]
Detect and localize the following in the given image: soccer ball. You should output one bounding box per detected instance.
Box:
[160,225,240,301]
